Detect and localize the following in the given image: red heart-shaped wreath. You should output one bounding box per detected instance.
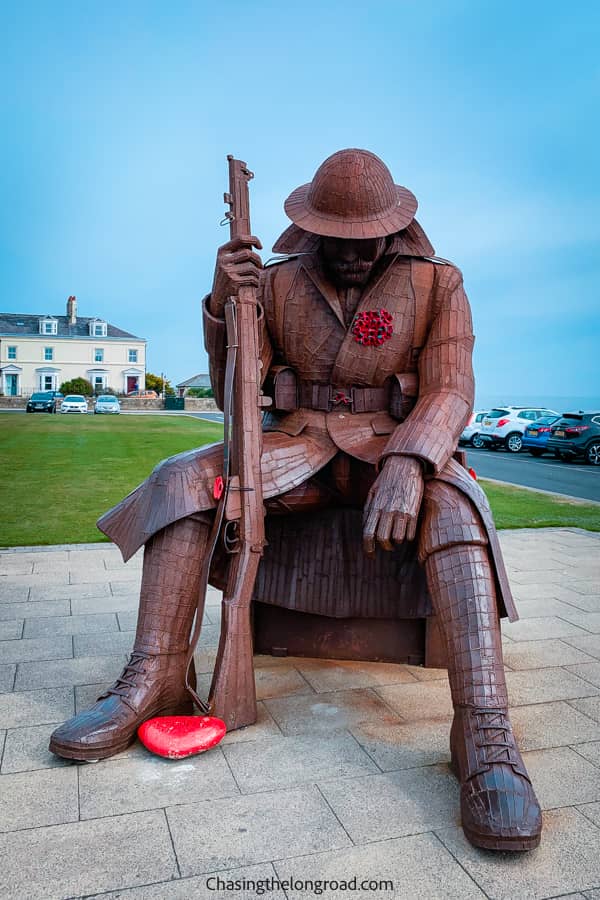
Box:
[138,715,226,759]
[352,309,393,346]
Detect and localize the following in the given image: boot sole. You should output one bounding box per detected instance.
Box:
[49,701,195,762]
[449,756,541,852]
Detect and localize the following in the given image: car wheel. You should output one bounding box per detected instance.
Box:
[471,433,485,449]
[585,442,600,466]
[505,432,523,453]
[529,449,544,457]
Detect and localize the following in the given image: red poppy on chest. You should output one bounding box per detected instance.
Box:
[351,308,393,346]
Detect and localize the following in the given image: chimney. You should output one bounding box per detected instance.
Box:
[66,295,77,325]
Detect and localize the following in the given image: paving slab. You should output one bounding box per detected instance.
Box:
[0,686,74,727]
[30,582,111,602]
[74,629,135,657]
[375,679,454,721]
[79,747,239,818]
[219,701,283,745]
[522,746,600,808]
[0,663,16,691]
[0,618,22,640]
[15,653,128,691]
[167,785,352,877]
[0,634,72,664]
[506,668,599,705]
[296,658,418,692]
[264,688,403,736]
[0,766,79,832]
[87,863,287,899]
[254,663,314,700]
[502,639,597,670]
[565,661,600,688]
[0,598,70,620]
[0,584,30,602]
[1,722,72,773]
[23,612,119,638]
[579,802,600,828]
[562,633,600,660]
[510,701,600,751]
[349,718,451,771]
[0,809,178,900]
[69,566,141,584]
[569,696,600,723]
[574,741,600,768]
[557,610,600,634]
[71,593,140,615]
[502,616,590,642]
[274,832,486,900]
[318,765,460,843]
[223,733,378,792]
[435,807,600,900]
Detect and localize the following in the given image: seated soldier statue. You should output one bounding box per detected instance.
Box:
[50,149,542,852]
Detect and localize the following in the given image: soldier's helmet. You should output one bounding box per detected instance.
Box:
[284,149,417,239]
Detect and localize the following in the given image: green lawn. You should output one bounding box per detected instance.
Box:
[0,413,598,546]
[0,414,223,546]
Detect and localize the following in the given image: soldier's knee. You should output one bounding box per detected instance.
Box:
[418,480,488,563]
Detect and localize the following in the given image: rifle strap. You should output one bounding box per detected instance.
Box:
[185,299,238,714]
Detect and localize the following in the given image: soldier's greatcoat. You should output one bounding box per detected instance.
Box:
[98,222,517,622]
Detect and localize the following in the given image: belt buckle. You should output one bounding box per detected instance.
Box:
[331,388,353,412]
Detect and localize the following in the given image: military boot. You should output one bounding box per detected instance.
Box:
[49,517,209,761]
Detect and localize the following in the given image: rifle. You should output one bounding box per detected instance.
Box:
[201,156,269,730]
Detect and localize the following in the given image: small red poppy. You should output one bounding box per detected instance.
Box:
[352,309,393,347]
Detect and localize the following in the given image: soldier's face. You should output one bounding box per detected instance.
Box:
[320,237,386,287]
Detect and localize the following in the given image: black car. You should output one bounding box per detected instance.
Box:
[547,412,600,465]
[26,391,58,413]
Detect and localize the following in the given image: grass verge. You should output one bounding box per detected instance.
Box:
[1,414,598,546]
[0,414,223,545]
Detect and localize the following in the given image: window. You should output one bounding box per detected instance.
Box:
[94,348,104,363]
[7,346,17,360]
[40,318,58,335]
[94,324,105,336]
[44,347,54,361]
[128,349,138,363]
[94,375,105,392]
[89,319,107,337]
[43,375,54,391]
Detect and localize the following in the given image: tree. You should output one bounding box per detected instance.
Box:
[146,372,175,396]
[186,387,214,398]
[59,377,93,396]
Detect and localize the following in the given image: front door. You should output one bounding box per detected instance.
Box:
[126,376,138,394]
[6,374,18,396]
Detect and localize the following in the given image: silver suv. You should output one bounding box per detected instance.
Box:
[478,407,559,453]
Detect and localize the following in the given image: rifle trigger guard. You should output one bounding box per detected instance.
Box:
[220,213,235,226]
[223,520,240,554]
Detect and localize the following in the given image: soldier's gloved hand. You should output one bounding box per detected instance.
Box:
[209,236,263,318]
[363,456,425,555]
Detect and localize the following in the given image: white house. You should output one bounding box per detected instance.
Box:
[0,296,146,396]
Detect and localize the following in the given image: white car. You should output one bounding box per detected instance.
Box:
[459,410,488,448]
[478,406,559,453]
[94,395,121,414]
[60,394,88,414]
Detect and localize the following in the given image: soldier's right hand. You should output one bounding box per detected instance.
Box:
[209,236,263,318]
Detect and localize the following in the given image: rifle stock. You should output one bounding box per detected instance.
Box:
[208,157,266,730]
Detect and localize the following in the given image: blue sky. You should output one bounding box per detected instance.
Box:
[1,1,598,401]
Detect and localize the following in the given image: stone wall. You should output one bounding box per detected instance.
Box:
[183,398,219,411]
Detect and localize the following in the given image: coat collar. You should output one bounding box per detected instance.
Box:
[299,252,401,329]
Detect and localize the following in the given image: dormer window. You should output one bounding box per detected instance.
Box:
[89,318,107,337]
[39,316,58,335]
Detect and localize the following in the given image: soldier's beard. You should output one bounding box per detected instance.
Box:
[326,261,374,286]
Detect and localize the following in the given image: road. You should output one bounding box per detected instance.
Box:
[464,447,600,503]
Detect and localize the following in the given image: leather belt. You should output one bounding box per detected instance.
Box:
[298,381,390,414]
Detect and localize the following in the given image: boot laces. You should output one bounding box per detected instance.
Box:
[100,651,151,712]
[473,708,520,767]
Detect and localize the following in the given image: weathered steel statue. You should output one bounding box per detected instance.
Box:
[50,149,542,851]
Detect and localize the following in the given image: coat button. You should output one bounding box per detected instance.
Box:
[338,414,345,419]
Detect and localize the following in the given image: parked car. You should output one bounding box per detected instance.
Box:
[478,407,559,453]
[26,391,58,413]
[60,395,88,414]
[126,389,158,399]
[459,411,488,448]
[522,415,561,457]
[547,412,600,465]
[94,395,121,415]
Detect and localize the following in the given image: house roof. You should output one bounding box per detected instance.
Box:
[176,373,211,388]
[0,313,144,341]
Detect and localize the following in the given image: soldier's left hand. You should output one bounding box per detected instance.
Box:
[363,456,424,555]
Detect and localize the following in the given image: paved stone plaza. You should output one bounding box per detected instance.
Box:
[1,528,600,899]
